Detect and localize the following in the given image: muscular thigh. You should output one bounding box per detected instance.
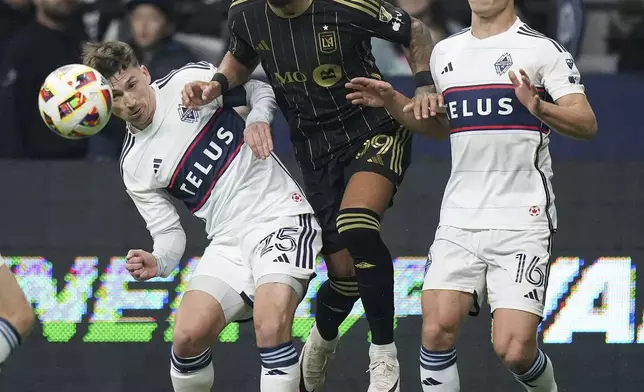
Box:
[423,226,487,316]
[254,282,300,327]
[482,229,553,318]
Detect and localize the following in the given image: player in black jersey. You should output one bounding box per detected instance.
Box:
[182,1,437,390]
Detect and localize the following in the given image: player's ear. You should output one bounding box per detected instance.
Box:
[140,65,151,84]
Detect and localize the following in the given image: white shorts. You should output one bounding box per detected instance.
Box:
[423,225,553,318]
[187,213,322,322]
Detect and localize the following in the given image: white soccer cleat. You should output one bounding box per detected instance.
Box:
[367,347,401,392]
[299,324,338,392]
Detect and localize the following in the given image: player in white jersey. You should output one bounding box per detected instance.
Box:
[0,256,35,371]
[83,41,322,392]
[344,0,598,391]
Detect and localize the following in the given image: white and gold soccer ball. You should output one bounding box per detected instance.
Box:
[38,64,113,140]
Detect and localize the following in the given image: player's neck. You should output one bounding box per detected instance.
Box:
[470,6,517,40]
[268,0,312,18]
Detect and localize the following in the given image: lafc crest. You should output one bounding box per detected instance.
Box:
[318,31,337,54]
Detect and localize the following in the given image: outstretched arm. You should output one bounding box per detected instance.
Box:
[214,51,257,92]
[182,19,260,108]
[346,78,449,139]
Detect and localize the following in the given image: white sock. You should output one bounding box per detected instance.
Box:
[513,349,558,392]
[259,341,300,392]
[170,348,215,392]
[419,346,460,391]
[0,317,21,366]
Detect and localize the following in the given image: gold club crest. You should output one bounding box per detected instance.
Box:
[318,31,337,54]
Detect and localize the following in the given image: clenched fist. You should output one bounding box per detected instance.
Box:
[125,249,158,281]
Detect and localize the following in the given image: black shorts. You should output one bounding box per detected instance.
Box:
[299,126,413,255]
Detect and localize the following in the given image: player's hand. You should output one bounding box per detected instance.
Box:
[403,85,445,120]
[244,121,273,159]
[182,81,222,109]
[125,249,158,281]
[510,69,541,115]
[345,77,395,108]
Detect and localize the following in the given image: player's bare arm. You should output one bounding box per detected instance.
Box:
[403,17,433,76]
[402,18,442,121]
[510,69,598,140]
[182,52,256,108]
[346,77,449,139]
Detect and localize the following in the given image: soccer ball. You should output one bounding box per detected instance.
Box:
[38,64,113,140]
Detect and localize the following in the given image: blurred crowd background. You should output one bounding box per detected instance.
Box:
[0,0,641,161]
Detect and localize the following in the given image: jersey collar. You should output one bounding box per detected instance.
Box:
[468,16,522,42]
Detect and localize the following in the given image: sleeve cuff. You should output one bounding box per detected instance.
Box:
[549,85,586,102]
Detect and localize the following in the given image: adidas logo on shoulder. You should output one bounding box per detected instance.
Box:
[255,40,271,52]
[441,62,454,74]
[153,158,162,174]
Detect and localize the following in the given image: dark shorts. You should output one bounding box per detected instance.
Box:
[299,126,413,255]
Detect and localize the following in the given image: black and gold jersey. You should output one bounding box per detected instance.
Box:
[227,0,412,169]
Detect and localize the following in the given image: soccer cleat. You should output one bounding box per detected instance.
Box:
[299,324,338,392]
[367,353,401,392]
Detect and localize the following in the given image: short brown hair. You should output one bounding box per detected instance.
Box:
[82,41,140,80]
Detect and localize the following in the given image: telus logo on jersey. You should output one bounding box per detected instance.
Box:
[443,84,551,134]
[167,109,245,212]
[177,126,233,196]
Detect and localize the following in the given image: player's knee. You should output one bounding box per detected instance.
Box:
[421,314,460,350]
[324,249,355,278]
[493,333,537,373]
[254,310,291,347]
[173,318,218,357]
[2,302,35,338]
[15,306,35,337]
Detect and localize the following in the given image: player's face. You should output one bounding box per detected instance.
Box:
[109,66,156,129]
[130,5,171,50]
[469,0,513,18]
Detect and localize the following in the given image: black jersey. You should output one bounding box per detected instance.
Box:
[227,0,413,169]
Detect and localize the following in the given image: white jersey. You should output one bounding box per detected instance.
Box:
[121,61,314,277]
[430,18,585,231]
